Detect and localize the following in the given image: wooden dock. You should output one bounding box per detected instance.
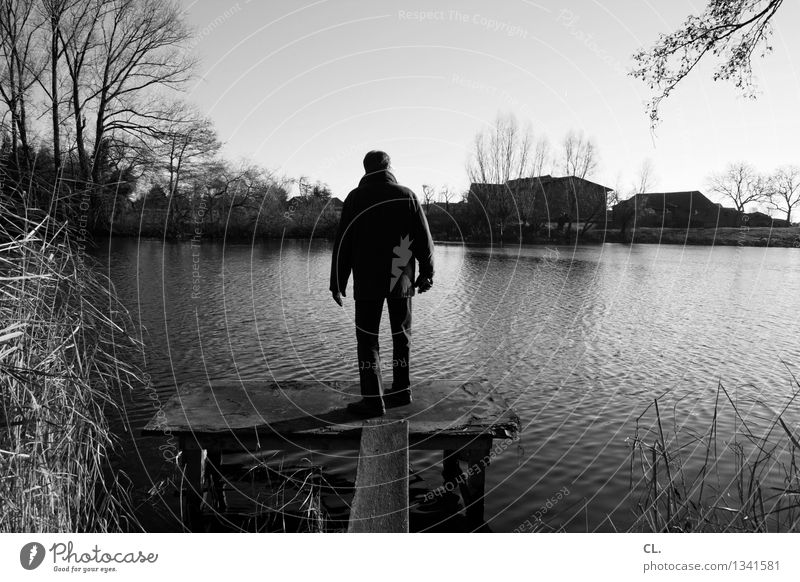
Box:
[143,379,519,532]
[348,419,409,533]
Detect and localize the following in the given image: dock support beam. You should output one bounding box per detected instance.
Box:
[178,439,205,532]
[348,419,410,533]
[442,439,492,530]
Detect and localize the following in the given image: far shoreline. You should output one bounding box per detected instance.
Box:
[95,226,800,249]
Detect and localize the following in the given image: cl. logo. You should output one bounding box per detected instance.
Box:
[20,542,46,570]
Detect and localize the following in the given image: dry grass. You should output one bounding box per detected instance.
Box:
[629,376,800,532]
[0,193,145,532]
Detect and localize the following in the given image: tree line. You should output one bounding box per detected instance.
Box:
[0,0,325,240]
[0,0,610,245]
[3,0,794,244]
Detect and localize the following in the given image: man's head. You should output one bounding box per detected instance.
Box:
[363,150,391,173]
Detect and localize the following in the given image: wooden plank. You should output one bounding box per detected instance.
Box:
[348,419,409,533]
[442,441,492,530]
[461,446,490,530]
[175,431,495,455]
[178,440,205,532]
[142,380,520,447]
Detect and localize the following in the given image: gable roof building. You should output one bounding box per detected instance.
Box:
[612,190,791,228]
[467,175,612,226]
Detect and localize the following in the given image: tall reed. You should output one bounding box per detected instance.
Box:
[629,378,800,532]
[0,193,144,532]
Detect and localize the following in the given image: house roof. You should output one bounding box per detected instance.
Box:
[618,190,717,212]
[468,182,509,195]
[474,175,613,193]
[507,175,613,192]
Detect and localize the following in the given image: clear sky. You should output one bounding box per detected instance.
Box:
[180,0,800,206]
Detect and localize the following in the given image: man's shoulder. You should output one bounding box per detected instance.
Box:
[349,181,417,200]
[384,182,418,202]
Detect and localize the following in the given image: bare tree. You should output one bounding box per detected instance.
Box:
[421,184,436,211]
[561,130,597,179]
[466,113,534,241]
[59,0,107,182]
[633,158,656,195]
[38,0,65,176]
[767,165,800,223]
[559,130,603,234]
[532,136,551,177]
[200,160,248,225]
[0,0,44,170]
[632,0,785,124]
[88,0,194,183]
[608,172,625,209]
[58,0,194,184]
[438,185,456,211]
[709,162,768,212]
[153,104,220,198]
[617,159,657,239]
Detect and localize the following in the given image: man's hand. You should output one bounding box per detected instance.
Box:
[414,275,433,293]
[332,290,345,306]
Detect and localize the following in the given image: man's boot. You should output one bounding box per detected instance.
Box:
[347,395,386,417]
[384,385,412,408]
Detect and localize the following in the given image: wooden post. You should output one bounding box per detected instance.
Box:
[461,445,490,529]
[441,442,491,530]
[178,438,205,532]
[442,448,462,492]
[205,447,226,513]
[348,420,409,533]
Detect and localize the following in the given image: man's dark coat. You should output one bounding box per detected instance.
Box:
[330,169,434,300]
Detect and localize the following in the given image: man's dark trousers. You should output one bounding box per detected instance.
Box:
[355,297,412,400]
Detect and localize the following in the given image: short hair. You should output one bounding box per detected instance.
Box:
[363,150,391,172]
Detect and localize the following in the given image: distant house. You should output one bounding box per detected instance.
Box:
[467,175,612,231]
[612,191,791,229]
[715,204,742,227]
[745,211,790,228]
[612,191,721,228]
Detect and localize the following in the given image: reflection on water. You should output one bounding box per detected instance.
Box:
[93,238,800,532]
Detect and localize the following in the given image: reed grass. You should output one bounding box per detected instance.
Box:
[0,193,145,532]
[629,376,800,532]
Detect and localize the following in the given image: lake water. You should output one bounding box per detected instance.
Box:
[93,238,800,532]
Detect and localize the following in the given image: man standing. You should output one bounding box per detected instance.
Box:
[330,151,435,416]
